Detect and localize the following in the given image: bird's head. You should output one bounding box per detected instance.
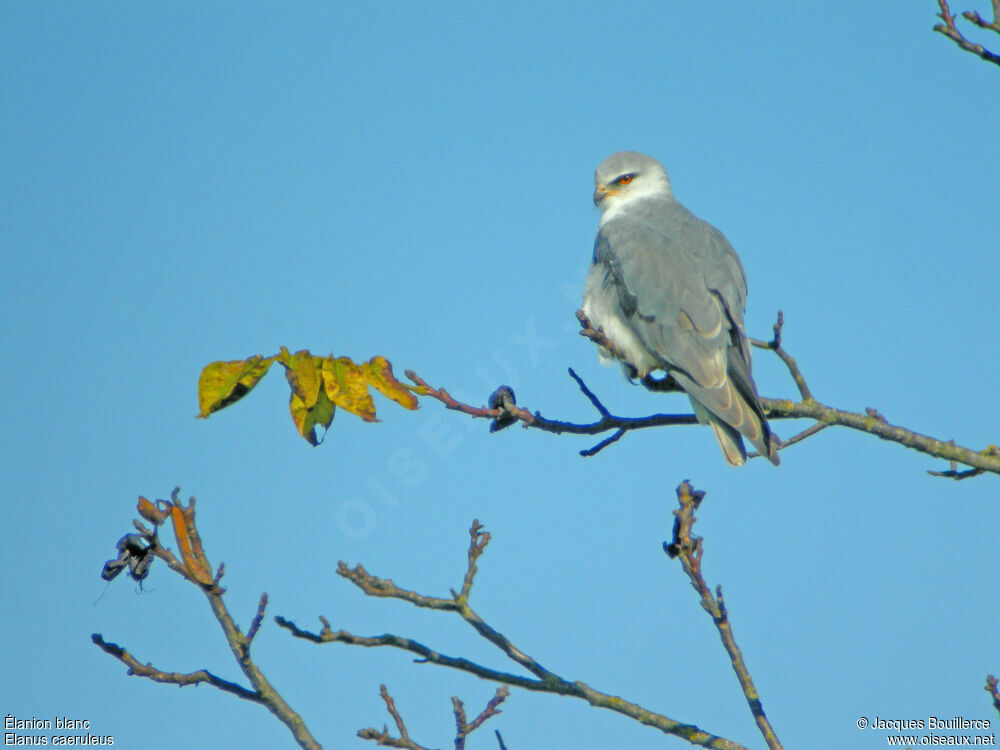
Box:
[593,151,673,220]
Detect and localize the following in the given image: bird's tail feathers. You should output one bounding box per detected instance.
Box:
[687,381,780,467]
[724,352,781,465]
[707,418,748,467]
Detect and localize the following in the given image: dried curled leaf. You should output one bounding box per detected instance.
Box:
[137,496,168,526]
[363,356,419,410]
[197,355,275,418]
[322,356,377,422]
[169,504,214,585]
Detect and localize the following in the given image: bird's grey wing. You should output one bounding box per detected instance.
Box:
[597,202,745,385]
[597,202,775,460]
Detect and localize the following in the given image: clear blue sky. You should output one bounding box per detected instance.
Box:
[2,3,998,749]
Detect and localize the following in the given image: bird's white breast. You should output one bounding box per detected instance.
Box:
[582,268,662,376]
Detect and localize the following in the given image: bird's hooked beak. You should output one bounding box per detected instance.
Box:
[593,183,619,206]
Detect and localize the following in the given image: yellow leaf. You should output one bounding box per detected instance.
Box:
[278,348,323,409]
[197,355,275,418]
[363,356,419,410]
[322,356,377,422]
[289,384,336,446]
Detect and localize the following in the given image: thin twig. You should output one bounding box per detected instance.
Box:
[965,0,1000,31]
[580,428,627,457]
[461,688,508,737]
[407,310,1000,475]
[90,633,263,702]
[986,674,1000,717]
[748,310,814,401]
[356,684,507,750]
[276,617,547,690]
[747,422,829,458]
[665,482,784,750]
[934,0,1000,66]
[357,685,434,750]
[338,528,556,682]
[568,367,611,416]
[453,688,509,750]
[95,492,321,750]
[407,367,698,442]
[452,697,468,750]
[245,593,269,649]
[760,397,1000,476]
[380,685,409,738]
[276,618,749,749]
[277,522,753,750]
[456,520,489,602]
[336,562,458,612]
[406,370,536,426]
[581,310,1000,475]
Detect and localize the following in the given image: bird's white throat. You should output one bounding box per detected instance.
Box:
[598,178,673,227]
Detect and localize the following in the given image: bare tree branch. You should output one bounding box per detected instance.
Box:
[665,482,784,750]
[748,310,814,401]
[276,520,755,750]
[94,491,321,750]
[90,633,264,702]
[453,688,509,750]
[748,421,829,457]
[357,684,435,750]
[934,0,1000,66]
[456,520,489,603]
[407,367,698,455]
[355,684,508,750]
[759,396,1000,477]
[246,592,269,648]
[275,616,553,692]
[580,427,628,457]
[987,674,1000,717]
[407,311,1000,477]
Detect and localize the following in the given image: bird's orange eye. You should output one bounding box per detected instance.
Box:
[619,175,634,185]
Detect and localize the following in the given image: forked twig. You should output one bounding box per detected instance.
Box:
[94,491,320,750]
[277,520,753,750]
[934,0,1000,66]
[666,481,784,750]
[407,309,999,476]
